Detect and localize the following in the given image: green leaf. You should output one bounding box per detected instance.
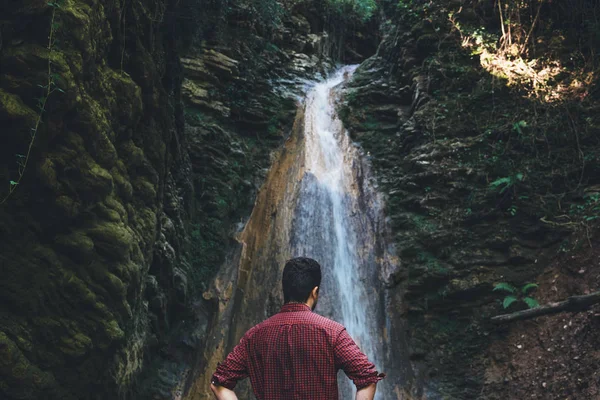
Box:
[523,297,539,309]
[503,296,518,309]
[516,173,524,181]
[521,283,538,294]
[9,180,18,186]
[490,177,511,188]
[494,282,516,293]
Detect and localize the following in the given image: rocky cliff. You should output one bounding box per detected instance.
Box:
[0,0,376,399]
[0,0,195,398]
[339,0,600,398]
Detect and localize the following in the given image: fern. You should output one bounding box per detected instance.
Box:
[489,177,512,189]
[493,282,517,293]
[503,296,518,309]
[521,283,539,294]
[494,282,540,311]
[523,297,539,308]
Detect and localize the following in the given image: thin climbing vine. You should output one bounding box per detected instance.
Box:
[1,0,65,205]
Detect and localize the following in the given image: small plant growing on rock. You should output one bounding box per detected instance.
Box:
[494,282,539,309]
[489,172,524,194]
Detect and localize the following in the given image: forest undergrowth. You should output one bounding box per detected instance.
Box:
[399,0,600,250]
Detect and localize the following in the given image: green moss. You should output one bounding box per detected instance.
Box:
[119,141,146,168]
[0,332,56,391]
[86,162,114,192]
[110,163,134,200]
[55,195,81,218]
[132,177,157,204]
[104,196,128,220]
[54,231,95,261]
[417,251,448,275]
[0,89,37,125]
[94,132,118,168]
[410,214,437,232]
[59,333,92,357]
[93,201,122,222]
[102,271,126,297]
[102,320,124,342]
[37,157,59,190]
[60,0,94,44]
[85,222,133,261]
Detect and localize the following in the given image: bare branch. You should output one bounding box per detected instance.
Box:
[491,291,600,323]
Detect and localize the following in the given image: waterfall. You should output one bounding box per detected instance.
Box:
[291,66,388,399]
[191,66,407,400]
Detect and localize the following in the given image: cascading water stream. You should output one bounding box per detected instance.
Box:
[291,66,388,399]
[192,65,406,400]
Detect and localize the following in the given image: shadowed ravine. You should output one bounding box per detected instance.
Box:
[189,67,411,399]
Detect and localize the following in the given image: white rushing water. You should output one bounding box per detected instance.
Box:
[291,66,387,399]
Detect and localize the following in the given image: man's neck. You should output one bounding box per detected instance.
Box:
[285,300,314,310]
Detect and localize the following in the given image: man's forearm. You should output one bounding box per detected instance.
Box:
[210,383,238,400]
[356,383,377,400]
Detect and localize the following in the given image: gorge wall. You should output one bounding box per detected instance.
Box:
[1,1,192,398]
[0,0,376,399]
[338,0,600,398]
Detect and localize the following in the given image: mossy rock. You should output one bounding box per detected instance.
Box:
[85,221,133,261]
[0,332,57,398]
[58,332,92,358]
[54,231,95,262]
[0,89,37,126]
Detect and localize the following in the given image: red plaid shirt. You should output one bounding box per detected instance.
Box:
[211,303,384,399]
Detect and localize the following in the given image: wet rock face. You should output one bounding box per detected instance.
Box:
[0,0,192,398]
[336,14,577,400]
[178,13,339,399]
[184,106,308,400]
[0,0,380,397]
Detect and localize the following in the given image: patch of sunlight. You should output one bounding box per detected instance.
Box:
[479,49,563,101]
[449,12,594,103]
[479,49,595,103]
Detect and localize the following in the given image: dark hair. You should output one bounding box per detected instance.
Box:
[282,257,322,303]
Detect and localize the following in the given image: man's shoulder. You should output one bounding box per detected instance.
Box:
[255,311,345,333]
[304,312,345,331]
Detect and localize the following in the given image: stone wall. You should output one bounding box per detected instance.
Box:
[0,0,191,399]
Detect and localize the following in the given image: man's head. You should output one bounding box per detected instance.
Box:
[282,257,321,310]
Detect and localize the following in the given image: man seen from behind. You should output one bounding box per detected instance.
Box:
[210,257,384,400]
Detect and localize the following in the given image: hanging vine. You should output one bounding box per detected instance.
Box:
[1,0,65,205]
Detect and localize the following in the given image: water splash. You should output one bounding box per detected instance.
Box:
[291,66,388,398]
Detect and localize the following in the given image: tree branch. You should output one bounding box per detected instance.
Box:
[491,291,600,323]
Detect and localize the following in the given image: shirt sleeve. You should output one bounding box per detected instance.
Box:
[211,334,250,390]
[333,328,385,389]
